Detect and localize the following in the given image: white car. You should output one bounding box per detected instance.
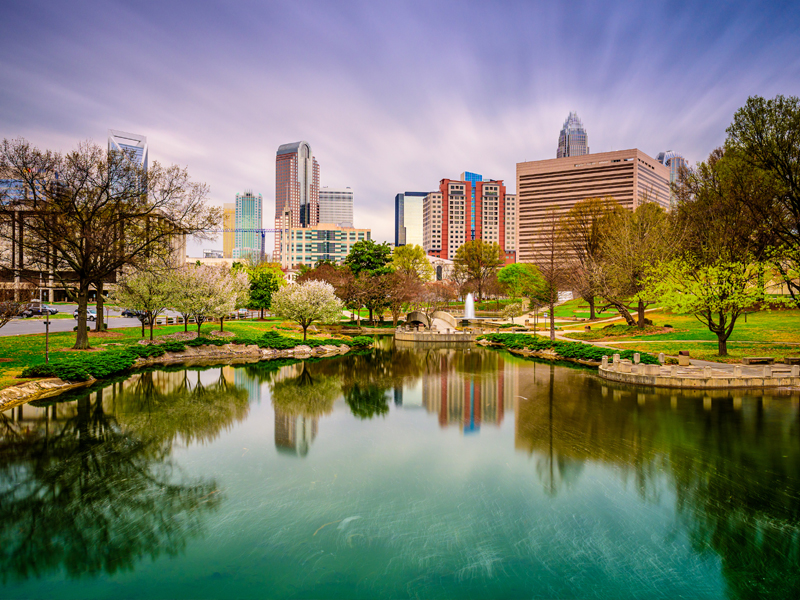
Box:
[73,308,98,321]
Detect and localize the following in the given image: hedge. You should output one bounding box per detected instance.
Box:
[478,333,660,365]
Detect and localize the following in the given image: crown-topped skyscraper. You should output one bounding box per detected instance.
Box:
[556,112,589,158]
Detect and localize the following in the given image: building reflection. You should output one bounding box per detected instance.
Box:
[422,349,518,434]
[274,411,318,457]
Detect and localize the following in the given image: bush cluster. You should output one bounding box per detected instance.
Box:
[19,330,370,384]
[477,333,660,365]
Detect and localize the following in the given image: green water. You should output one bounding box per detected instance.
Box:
[1,340,799,599]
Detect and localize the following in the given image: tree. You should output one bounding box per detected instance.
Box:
[559,197,619,319]
[657,147,773,355]
[452,240,504,301]
[0,292,31,331]
[114,262,176,340]
[528,210,570,340]
[385,271,422,326]
[415,281,456,327]
[0,138,219,349]
[726,94,800,306]
[392,244,433,281]
[344,239,392,276]
[170,264,248,335]
[595,200,675,328]
[244,264,283,319]
[502,301,526,325]
[497,263,545,302]
[270,280,344,341]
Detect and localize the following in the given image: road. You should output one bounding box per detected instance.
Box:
[1,305,175,337]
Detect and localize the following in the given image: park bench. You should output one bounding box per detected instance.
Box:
[783,357,800,365]
[742,357,775,365]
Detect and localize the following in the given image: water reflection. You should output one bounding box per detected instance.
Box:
[0,368,245,583]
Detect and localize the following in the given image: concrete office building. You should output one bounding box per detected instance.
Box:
[233,190,263,261]
[108,129,148,171]
[394,191,427,247]
[656,150,688,208]
[274,141,319,259]
[222,202,235,258]
[277,209,371,270]
[516,149,670,263]
[318,187,354,228]
[422,175,516,263]
[556,112,589,158]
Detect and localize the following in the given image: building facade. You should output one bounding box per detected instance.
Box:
[516,149,670,263]
[656,150,688,208]
[422,175,516,263]
[222,202,235,258]
[108,130,148,171]
[233,190,263,261]
[556,112,589,158]
[274,141,319,259]
[277,214,371,269]
[394,191,427,247]
[318,187,354,228]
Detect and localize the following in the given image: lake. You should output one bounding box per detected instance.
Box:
[1,339,798,599]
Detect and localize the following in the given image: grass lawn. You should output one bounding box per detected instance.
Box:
[0,319,318,390]
[562,309,800,344]
[603,341,800,364]
[551,298,618,320]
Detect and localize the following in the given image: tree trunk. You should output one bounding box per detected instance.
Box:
[73,285,91,350]
[604,298,636,326]
[637,297,646,329]
[302,323,308,341]
[717,334,728,356]
[368,307,374,325]
[95,282,104,332]
[549,297,556,341]
[197,318,202,336]
[260,308,264,320]
[140,318,145,338]
[220,316,225,332]
[149,312,155,341]
[588,296,596,320]
[183,313,189,332]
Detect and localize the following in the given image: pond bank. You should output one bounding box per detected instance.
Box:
[0,342,356,411]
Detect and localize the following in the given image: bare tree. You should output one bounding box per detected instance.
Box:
[0,138,219,349]
[528,210,570,340]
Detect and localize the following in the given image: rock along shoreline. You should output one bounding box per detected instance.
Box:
[0,342,356,412]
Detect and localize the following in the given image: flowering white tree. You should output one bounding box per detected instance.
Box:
[170,265,250,335]
[114,263,177,340]
[271,280,344,341]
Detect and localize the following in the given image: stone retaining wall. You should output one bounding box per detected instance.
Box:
[394,331,476,343]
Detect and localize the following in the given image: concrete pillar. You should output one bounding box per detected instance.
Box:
[601,355,609,369]
[792,366,799,377]
[734,365,742,378]
[764,366,772,378]
[633,353,640,364]
[703,366,712,378]
[670,365,677,377]
[658,353,665,364]
[613,354,620,364]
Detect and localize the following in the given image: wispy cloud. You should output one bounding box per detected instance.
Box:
[2,0,799,252]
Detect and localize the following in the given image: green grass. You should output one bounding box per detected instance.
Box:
[551,298,618,320]
[606,341,800,364]
[0,320,350,390]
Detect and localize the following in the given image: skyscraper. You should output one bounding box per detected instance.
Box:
[318,187,354,227]
[222,202,235,258]
[656,150,688,208]
[108,129,148,171]
[394,191,427,247]
[275,141,319,258]
[234,190,263,261]
[423,174,516,263]
[556,112,589,158]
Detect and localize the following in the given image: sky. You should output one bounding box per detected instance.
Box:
[2,0,799,255]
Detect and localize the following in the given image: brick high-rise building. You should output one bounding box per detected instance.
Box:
[274,141,319,259]
[516,149,670,263]
[422,174,516,263]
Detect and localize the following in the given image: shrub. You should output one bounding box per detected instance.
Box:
[349,336,374,348]
[160,341,187,353]
[477,333,660,365]
[20,364,58,378]
[53,363,91,382]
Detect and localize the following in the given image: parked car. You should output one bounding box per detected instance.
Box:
[121,308,138,318]
[21,305,59,318]
[73,308,98,322]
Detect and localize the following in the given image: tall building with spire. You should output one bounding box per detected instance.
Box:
[274,141,319,258]
[556,112,589,158]
[108,129,148,172]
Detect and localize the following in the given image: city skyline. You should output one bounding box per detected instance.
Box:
[2,1,799,254]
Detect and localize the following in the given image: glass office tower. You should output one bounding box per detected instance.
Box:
[108,129,148,171]
[394,191,427,247]
[556,112,589,158]
[234,190,263,261]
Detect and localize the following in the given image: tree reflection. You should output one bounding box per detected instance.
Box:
[0,385,221,583]
[515,375,800,597]
[269,362,341,418]
[114,368,250,445]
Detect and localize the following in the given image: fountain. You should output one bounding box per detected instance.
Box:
[464,293,475,320]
